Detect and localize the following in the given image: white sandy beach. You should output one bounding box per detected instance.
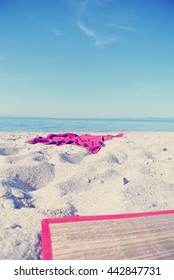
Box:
[0,132,174,259]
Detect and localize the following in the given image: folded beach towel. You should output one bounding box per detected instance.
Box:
[27,133,123,154]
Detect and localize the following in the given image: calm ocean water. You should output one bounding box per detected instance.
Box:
[0,117,174,132]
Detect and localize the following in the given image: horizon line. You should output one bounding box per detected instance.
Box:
[0,115,174,120]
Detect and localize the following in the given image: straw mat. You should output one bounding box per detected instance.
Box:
[42,210,174,260]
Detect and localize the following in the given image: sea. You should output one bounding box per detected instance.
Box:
[0,117,174,132]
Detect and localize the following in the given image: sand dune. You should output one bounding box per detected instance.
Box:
[0,132,174,259]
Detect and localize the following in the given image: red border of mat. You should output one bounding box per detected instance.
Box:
[41,209,174,260]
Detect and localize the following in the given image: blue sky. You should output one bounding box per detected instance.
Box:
[0,0,174,118]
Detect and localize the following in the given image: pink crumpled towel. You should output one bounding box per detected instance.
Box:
[26,132,124,154]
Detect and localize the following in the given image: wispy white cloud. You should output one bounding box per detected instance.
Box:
[77,21,119,47]
[77,22,96,38]
[74,1,137,47]
[95,37,118,47]
[52,29,62,36]
[110,23,136,32]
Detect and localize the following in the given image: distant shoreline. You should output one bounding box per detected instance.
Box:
[0,116,174,120]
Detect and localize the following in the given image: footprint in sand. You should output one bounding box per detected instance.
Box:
[3,162,55,191]
[59,151,90,164]
[32,151,50,162]
[0,182,35,209]
[3,177,35,192]
[1,192,34,209]
[42,204,78,218]
[32,155,47,162]
[0,148,19,156]
[103,154,120,164]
